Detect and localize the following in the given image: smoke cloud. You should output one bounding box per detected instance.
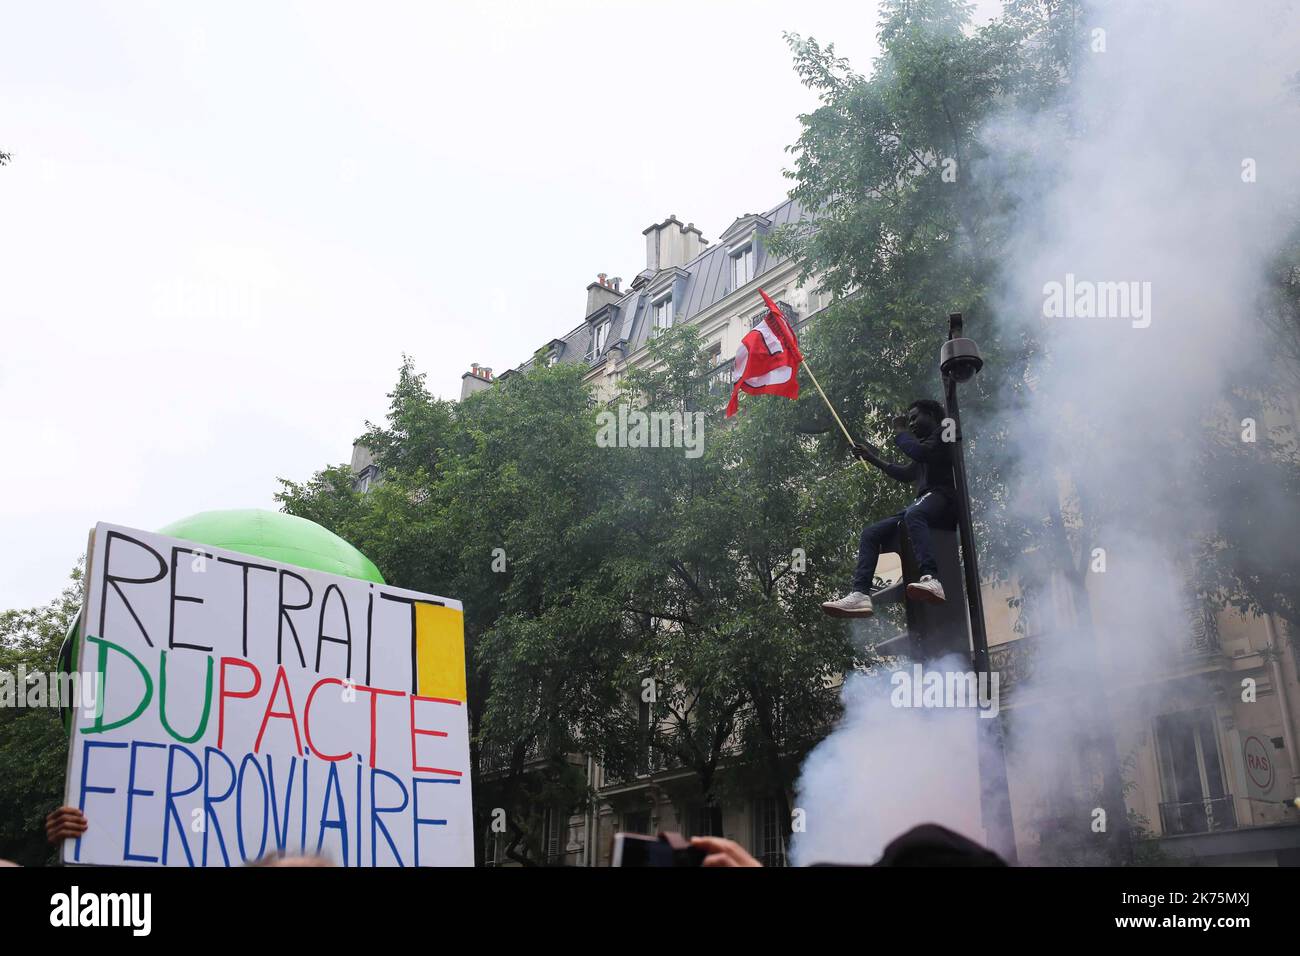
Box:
[791,654,984,865]
[793,0,1300,865]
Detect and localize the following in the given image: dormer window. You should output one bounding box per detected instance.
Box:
[653,292,674,332]
[546,351,559,367]
[730,242,755,290]
[354,464,380,494]
[589,319,610,361]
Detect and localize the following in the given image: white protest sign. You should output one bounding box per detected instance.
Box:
[63,522,472,866]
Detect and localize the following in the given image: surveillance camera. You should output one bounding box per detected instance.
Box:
[940,337,984,383]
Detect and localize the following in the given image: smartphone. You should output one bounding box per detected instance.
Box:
[611,831,706,867]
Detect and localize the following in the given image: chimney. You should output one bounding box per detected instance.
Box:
[460,363,493,401]
[586,273,622,316]
[642,215,708,273]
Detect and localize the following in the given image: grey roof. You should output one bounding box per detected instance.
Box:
[513,196,811,375]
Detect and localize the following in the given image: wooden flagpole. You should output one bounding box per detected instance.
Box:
[748,289,873,476]
[800,361,874,476]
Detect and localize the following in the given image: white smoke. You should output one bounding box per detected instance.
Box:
[791,654,985,865]
[793,0,1300,865]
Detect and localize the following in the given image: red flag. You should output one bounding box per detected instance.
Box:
[725,289,804,417]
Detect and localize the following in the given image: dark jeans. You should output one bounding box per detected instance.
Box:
[851,490,956,592]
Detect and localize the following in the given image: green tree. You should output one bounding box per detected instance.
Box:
[279,359,635,864]
[279,329,877,863]
[0,566,82,866]
[773,1,1076,587]
[608,325,865,856]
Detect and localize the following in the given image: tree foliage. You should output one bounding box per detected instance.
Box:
[276,329,882,861]
[772,1,1083,593]
[0,566,82,865]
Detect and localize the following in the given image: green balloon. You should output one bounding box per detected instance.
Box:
[157,509,385,584]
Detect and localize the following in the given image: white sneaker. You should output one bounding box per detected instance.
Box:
[906,574,946,604]
[821,591,875,618]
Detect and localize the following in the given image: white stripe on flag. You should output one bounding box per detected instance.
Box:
[733,342,749,375]
[743,365,794,387]
[754,319,783,355]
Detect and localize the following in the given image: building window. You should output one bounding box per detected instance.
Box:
[752,796,787,867]
[590,319,610,361]
[546,350,559,367]
[653,293,673,332]
[1155,708,1236,835]
[353,464,379,494]
[542,806,566,864]
[623,810,651,835]
[730,243,754,290]
[704,343,731,399]
[685,803,723,838]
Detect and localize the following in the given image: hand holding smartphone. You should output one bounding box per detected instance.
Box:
[611,831,706,867]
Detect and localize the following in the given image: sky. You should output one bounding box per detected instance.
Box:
[0,0,1001,609]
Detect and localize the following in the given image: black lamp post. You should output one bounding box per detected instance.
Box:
[940,312,1018,864]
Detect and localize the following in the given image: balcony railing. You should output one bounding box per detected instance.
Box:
[1185,598,1221,656]
[704,360,733,401]
[600,741,687,788]
[1158,795,1237,836]
[988,634,1038,693]
[479,739,541,775]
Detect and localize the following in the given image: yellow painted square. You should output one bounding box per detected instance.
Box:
[415,603,467,701]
